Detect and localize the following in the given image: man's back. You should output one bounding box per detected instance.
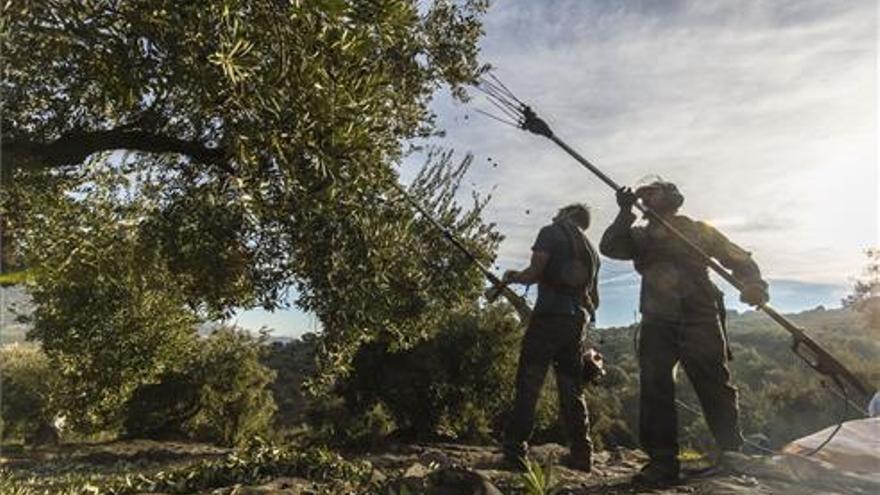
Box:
[533,221,599,317]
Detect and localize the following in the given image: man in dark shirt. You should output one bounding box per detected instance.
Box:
[600,180,768,485]
[501,203,600,472]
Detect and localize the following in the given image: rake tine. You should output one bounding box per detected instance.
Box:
[473,109,520,128]
[488,72,525,106]
[475,82,523,115]
[486,96,523,123]
[482,76,518,104]
[480,82,523,114]
[476,77,522,107]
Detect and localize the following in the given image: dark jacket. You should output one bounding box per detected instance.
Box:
[599,210,764,322]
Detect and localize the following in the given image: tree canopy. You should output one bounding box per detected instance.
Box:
[2,0,498,389]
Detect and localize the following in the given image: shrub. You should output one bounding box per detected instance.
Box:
[0,344,56,443]
[123,327,278,446]
[183,328,278,446]
[341,304,567,443]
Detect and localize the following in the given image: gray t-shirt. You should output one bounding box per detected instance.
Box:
[532,223,598,316]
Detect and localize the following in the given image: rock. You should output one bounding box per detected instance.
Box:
[403,461,431,478]
[428,467,503,495]
[25,421,60,447]
[224,477,311,494]
[368,466,388,484]
[419,449,454,469]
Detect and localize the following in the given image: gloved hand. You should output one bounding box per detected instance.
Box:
[616,187,637,211]
[502,270,520,285]
[740,282,769,307]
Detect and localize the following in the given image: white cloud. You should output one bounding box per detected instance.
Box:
[245,1,877,334]
[424,0,877,287]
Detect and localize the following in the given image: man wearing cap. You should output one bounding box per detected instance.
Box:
[501,203,600,473]
[600,180,769,485]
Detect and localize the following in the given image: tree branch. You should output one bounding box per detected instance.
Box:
[2,128,229,176]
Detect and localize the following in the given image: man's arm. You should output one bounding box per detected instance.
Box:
[503,250,549,285]
[599,188,639,260]
[699,222,769,306]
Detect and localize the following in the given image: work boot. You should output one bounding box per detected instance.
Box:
[562,452,592,473]
[633,460,680,486]
[714,450,748,474]
[501,451,528,472]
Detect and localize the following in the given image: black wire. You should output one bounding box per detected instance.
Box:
[804,381,848,456]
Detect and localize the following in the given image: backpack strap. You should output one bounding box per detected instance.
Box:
[556,221,598,290]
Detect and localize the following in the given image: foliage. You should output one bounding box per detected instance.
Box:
[0,439,376,495]
[2,0,494,385]
[595,305,880,452]
[183,327,278,446]
[315,303,635,448]
[341,304,522,442]
[842,248,880,330]
[519,457,561,495]
[4,167,200,434]
[123,327,277,446]
[0,344,55,442]
[0,270,29,287]
[263,333,320,430]
[307,148,502,388]
[106,439,374,495]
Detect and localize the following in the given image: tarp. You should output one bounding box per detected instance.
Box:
[781,417,880,474]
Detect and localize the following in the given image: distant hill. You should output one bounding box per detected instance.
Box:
[0,286,32,344]
[593,304,877,450]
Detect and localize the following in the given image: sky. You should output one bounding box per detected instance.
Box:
[235,0,878,336]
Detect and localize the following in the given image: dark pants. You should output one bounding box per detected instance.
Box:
[504,314,591,461]
[638,317,743,463]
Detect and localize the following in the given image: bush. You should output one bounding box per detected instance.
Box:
[122,372,202,440]
[0,344,56,443]
[262,333,320,430]
[123,327,278,446]
[340,304,571,444]
[183,328,278,446]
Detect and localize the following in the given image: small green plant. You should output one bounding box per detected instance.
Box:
[385,485,413,495]
[519,457,561,495]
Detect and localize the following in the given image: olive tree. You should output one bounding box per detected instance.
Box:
[2,0,500,418]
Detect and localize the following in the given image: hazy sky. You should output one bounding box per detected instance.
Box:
[236,0,878,335]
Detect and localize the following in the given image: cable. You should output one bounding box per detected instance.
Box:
[804,381,848,457]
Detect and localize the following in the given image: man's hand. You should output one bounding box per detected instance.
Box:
[502,270,520,285]
[616,187,637,211]
[740,282,769,307]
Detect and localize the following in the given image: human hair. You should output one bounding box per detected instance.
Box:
[557,203,591,228]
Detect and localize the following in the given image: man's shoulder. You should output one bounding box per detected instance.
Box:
[533,223,564,251]
[538,222,566,239]
[672,215,722,236]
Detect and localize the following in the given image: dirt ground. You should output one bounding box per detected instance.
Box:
[1,440,877,494]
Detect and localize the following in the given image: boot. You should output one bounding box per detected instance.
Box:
[633,459,680,486]
[501,450,528,472]
[562,453,592,473]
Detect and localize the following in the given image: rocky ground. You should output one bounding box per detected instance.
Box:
[356,442,879,495]
[1,440,877,494]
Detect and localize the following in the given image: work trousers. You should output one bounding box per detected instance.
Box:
[638,316,744,462]
[504,314,591,461]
